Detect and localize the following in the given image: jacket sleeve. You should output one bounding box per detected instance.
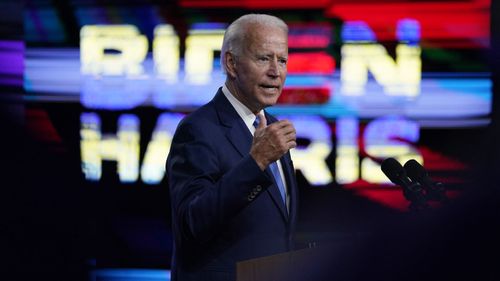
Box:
[166,119,273,244]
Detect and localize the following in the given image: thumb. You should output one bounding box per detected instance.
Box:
[257,113,267,129]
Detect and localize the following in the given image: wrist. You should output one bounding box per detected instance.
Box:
[250,152,269,171]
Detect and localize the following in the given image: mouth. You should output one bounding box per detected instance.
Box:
[259,84,280,93]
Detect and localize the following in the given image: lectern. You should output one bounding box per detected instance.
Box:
[236,247,323,281]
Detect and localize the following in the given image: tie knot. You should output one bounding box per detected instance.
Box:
[253,115,260,129]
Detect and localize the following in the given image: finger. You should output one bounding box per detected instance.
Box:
[272,119,290,128]
[274,120,296,132]
[281,125,296,136]
[272,122,295,137]
[284,131,296,142]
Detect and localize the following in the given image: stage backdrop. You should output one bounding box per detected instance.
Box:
[19,0,492,279]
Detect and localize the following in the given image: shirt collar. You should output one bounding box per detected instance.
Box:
[222,83,263,135]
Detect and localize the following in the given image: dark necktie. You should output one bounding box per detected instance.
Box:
[253,116,287,205]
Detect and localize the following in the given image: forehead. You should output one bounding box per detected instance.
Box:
[244,23,288,53]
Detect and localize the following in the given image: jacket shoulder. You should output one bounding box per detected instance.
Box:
[177,101,218,131]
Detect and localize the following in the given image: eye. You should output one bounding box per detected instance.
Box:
[279,58,288,65]
[258,56,270,62]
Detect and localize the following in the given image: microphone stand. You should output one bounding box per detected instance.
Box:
[423,182,449,204]
[402,181,429,212]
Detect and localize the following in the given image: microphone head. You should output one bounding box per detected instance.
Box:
[404,159,427,182]
[381,157,407,185]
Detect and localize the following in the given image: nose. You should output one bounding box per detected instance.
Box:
[267,58,280,78]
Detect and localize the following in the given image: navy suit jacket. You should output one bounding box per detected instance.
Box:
[166,88,298,281]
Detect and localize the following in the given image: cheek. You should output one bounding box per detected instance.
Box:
[281,68,287,78]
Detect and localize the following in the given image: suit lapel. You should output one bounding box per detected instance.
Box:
[214,89,253,157]
[213,90,289,221]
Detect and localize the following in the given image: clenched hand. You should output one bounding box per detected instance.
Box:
[250,113,296,171]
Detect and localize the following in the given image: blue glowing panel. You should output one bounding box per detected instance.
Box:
[0,40,24,87]
[91,269,170,281]
[24,48,491,125]
[341,21,377,42]
[396,19,421,43]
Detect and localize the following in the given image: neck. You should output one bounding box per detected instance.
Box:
[224,79,260,114]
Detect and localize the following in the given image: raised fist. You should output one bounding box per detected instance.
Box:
[250,113,296,171]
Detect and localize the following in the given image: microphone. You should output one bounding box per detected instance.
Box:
[381,157,428,211]
[404,159,447,203]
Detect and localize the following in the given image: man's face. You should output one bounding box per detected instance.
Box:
[229,24,288,113]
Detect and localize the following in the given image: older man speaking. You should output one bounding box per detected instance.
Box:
[166,14,298,281]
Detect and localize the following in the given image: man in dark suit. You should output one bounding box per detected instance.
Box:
[166,14,298,281]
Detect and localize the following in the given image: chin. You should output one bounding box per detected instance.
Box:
[255,91,281,108]
[262,98,280,108]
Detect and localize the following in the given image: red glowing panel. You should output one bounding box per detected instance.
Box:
[288,33,331,49]
[180,0,330,8]
[342,144,469,211]
[288,24,332,48]
[278,87,331,104]
[326,0,490,48]
[287,52,335,74]
[418,147,468,171]
[357,188,409,211]
[26,108,62,144]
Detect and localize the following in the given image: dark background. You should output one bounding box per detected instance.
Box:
[2,0,499,280]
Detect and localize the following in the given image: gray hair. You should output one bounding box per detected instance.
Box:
[220,14,288,74]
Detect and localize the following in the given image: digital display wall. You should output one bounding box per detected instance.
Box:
[20,0,495,275]
[25,0,491,207]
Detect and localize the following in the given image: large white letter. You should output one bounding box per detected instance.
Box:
[153,24,180,82]
[141,113,184,184]
[285,115,333,185]
[335,117,359,184]
[361,115,422,184]
[80,113,140,182]
[184,26,225,84]
[80,25,148,76]
[340,20,421,97]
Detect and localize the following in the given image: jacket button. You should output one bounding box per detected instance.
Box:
[247,195,254,201]
[256,185,262,191]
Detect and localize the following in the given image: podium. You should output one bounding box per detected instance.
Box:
[235,241,373,281]
[236,247,323,281]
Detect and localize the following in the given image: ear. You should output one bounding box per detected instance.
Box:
[224,51,237,79]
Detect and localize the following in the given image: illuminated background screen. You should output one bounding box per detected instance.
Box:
[4,0,499,280]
